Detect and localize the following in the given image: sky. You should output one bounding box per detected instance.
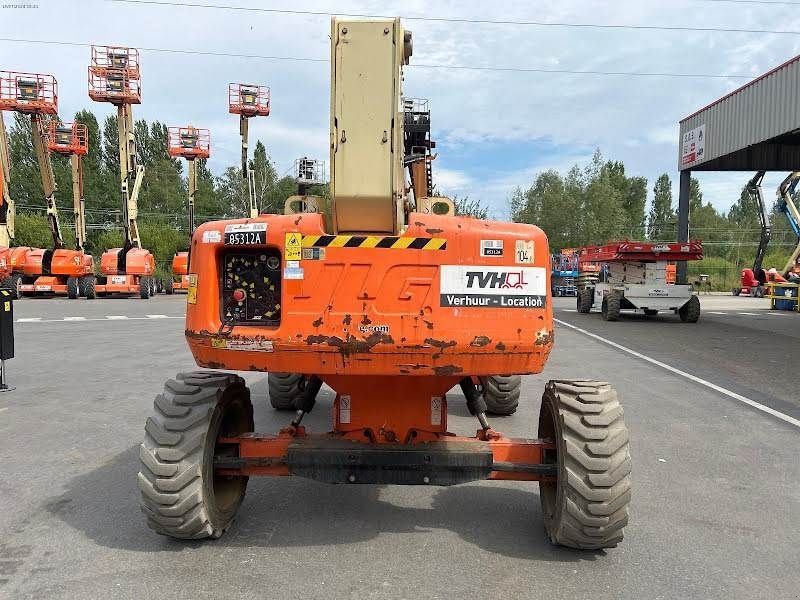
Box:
[3,0,800,220]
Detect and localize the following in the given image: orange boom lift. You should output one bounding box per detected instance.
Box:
[164,126,210,294]
[0,72,94,298]
[137,18,631,550]
[228,82,269,218]
[0,112,16,290]
[88,46,156,298]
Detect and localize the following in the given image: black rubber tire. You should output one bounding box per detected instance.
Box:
[149,277,158,296]
[601,292,621,322]
[164,278,174,295]
[679,294,700,323]
[577,288,593,314]
[80,276,97,299]
[538,380,631,550]
[268,372,305,410]
[5,273,21,299]
[732,288,741,296]
[139,276,151,299]
[138,371,254,539]
[480,375,521,416]
[66,276,79,299]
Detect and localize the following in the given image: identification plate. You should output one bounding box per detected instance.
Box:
[224,223,266,245]
[225,231,265,245]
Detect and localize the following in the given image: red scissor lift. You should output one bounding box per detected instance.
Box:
[576,240,704,322]
[89,46,158,298]
[164,126,210,293]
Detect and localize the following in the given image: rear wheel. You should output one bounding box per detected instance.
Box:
[139,277,151,299]
[538,380,631,549]
[679,295,700,323]
[479,375,521,415]
[601,292,621,321]
[80,276,97,299]
[268,372,306,410]
[164,278,174,295]
[150,277,158,296]
[5,273,21,299]
[67,277,79,299]
[732,288,741,296]
[577,288,593,313]
[138,371,253,539]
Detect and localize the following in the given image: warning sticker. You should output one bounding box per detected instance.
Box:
[515,240,534,264]
[187,274,198,304]
[302,247,326,260]
[431,396,442,426]
[285,232,302,261]
[339,395,351,424]
[283,266,304,280]
[202,230,221,243]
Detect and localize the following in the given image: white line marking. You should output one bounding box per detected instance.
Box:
[0,407,7,413]
[765,312,787,316]
[738,312,760,316]
[13,316,184,323]
[708,311,727,315]
[146,314,169,319]
[562,309,577,312]
[554,318,800,429]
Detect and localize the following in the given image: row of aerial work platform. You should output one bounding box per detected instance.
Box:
[0,44,318,300]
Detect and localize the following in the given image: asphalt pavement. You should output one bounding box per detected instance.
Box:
[0,294,797,599]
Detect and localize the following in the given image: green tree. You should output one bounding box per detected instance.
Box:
[648,173,675,241]
[453,196,488,219]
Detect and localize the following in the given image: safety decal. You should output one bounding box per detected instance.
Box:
[202,230,221,243]
[515,240,534,264]
[481,239,503,257]
[187,274,198,304]
[302,235,446,250]
[211,338,274,352]
[285,232,302,261]
[302,247,326,260]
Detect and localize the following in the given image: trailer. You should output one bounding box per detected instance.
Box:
[577,240,703,322]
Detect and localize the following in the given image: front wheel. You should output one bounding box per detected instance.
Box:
[139,277,151,299]
[479,375,521,415]
[164,278,174,295]
[577,288,593,313]
[679,295,700,323]
[138,371,254,539]
[67,276,79,299]
[601,292,621,321]
[538,380,631,549]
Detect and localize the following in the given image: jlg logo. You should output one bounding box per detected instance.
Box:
[466,271,527,290]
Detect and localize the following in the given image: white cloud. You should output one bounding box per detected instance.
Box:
[4,0,800,220]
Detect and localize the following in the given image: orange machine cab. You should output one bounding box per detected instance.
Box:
[22,248,93,277]
[186,211,553,381]
[99,247,154,276]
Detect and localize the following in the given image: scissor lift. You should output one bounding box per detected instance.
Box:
[88,46,157,298]
[577,240,703,322]
[164,126,210,293]
[229,83,270,218]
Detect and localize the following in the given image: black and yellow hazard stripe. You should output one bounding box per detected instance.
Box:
[302,235,446,250]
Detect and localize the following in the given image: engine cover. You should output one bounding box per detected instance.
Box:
[185,212,553,378]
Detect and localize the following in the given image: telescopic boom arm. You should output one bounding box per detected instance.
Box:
[30,114,64,249]
[777,171,800,276]
[0,113,13,248]
[117,103,143,249]
[746,170,770,276]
